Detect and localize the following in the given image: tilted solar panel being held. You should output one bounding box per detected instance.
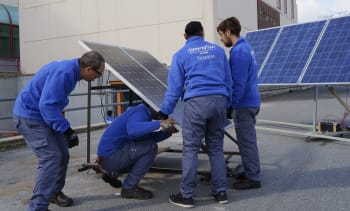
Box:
[301,16,350,84]
[259,20,326,85]
[79,40,184,125]
[245,27,280,72]
[124,48,169,84]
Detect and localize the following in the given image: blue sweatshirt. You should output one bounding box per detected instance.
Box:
[13,59,81,133]
[230,37,261,109]
[97,104,170,157]
[161,36,232,115]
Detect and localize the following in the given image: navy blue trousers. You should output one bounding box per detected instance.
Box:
[101,132,170,189]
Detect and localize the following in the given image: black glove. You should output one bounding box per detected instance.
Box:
[158,111,168,120]
[64,127,79,148]
[226,107,233,119]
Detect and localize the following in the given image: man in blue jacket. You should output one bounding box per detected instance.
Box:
[13,51,105,211]
[97,103,176,200]
[217,17,261,190]
[160,21,233,208]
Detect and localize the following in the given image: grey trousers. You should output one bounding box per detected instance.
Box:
[180,95,227,198]
[233,107,261,181]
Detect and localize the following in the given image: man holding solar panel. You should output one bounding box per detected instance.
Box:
[160,21,233,208]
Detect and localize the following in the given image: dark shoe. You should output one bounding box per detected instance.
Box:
[102,173,122,188]
[49,192,73,207]
[121,186,153,200]
[169,192,194,208]
[214,191,228,204]
[233,178,261,190]
[233,171,246,180]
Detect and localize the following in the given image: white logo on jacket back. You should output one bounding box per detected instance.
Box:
[188,44,216,61]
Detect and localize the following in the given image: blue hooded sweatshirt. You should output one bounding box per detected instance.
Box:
[97,104,171,157]
[230,37,261,109]
[13,59,81,133]
[161,36,232,115]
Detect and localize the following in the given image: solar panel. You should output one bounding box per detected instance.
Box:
[259,20,326,85]
[301,16,350,84]
[124,48,169,84]
[245,27,280,72]
[79,40,184,125]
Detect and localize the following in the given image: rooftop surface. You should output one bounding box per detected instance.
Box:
[1,86,350,211]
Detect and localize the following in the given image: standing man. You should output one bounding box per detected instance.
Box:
[13,51,105,211]
[217,17,261,190]
[97,103,177,200]
[160,21,232,208]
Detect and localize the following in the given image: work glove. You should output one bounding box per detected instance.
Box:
[64,127,79,148]
[157,111,168,120]
[226,107,233,119]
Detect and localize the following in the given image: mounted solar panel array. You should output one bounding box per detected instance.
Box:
[245,16,350,85]
[79,40,184,125]
[301,16,350,84]
[245,27,280,72]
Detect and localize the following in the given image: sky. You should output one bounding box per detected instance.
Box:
[296,0,350,23]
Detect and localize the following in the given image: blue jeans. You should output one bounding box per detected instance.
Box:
[101,132,170,189]
[233,107,261,181]
[181,95,227,198]
[13,116,69,211]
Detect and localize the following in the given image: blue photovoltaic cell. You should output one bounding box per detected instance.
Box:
[259,20,326,84]
[124,48,169,84]
[245,28,280,71]
[301,16,350,84]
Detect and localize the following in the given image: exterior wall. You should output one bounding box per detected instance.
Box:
[19,0,216,74]
[0,77,16,131]
[19,0,297,75]
[0,0,18,7]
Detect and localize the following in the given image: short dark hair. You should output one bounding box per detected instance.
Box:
[79,51,105,70]
[216,17,241,37]
[107,110,113,116]
[185,21,203,37]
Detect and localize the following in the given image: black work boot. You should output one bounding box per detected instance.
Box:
[102,173,122,188]
[49,192,73,207]
[121,186,153,200]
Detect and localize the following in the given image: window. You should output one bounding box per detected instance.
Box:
[0,4,19,59]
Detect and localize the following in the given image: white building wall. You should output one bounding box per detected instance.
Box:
[0,0,18,7]
[19,0,297,75]
[20,0,218,74]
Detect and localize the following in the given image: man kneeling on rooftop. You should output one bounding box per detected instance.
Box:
[96,102,177,199]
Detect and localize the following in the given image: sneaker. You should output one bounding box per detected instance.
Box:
[102,173,122,188]
[169,192,194,208]
[214,191,228,204]
[233,177,261,190]
[49,192,73,207]
[121,186,153,200]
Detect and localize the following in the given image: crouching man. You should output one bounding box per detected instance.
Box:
[96,103,177,199]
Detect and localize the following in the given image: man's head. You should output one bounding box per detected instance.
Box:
[184,21,204,40]
[79,51,105,81]
[216,17,241,47]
